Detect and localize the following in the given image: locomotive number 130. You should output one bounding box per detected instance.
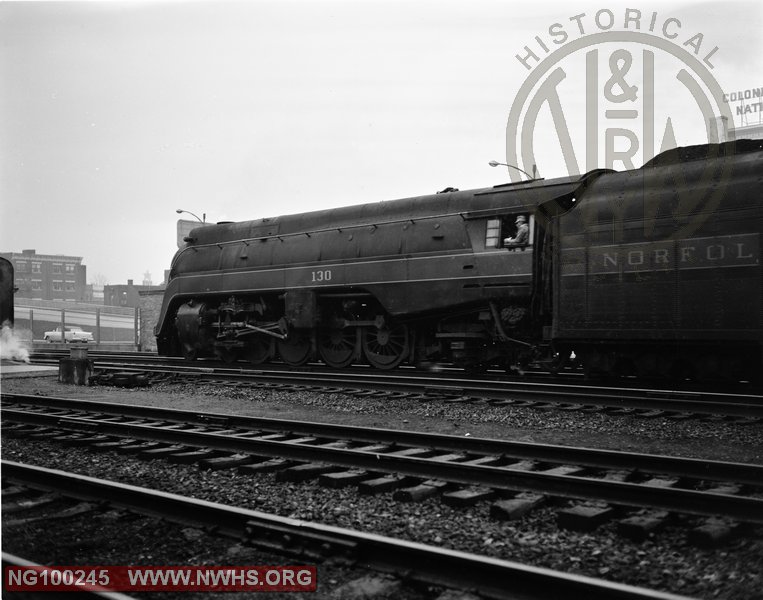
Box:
[311,270,332,282]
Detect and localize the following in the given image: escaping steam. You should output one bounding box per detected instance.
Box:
[0,321,31,363]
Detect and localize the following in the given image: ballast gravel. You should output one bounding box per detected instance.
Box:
[5,375,761,462]
[2,375,763,599]
[3,438,762,600]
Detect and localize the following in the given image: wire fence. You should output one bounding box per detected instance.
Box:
[13,304,140,346]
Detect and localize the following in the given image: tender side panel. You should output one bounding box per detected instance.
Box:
[554,147,763,342]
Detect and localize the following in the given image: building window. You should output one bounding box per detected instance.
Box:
[65,282,75,291]
[52,264,62,274]
[65,264,75,273]
[52,281,63,291]
[16,261,27,272]
[32,263,41,273]
[31,280,42,290]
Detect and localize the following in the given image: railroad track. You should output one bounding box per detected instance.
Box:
[21,350,763,419]
[3,392,762,541]
[32,345,763,389]
[1,460,696,600]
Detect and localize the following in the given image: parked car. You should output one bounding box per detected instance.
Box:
[43,326,94,343]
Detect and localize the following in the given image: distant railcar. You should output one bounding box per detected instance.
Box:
[0,256,15,327]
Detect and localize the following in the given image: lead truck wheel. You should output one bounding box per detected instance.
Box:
[277,332,312,366]
[245,338,273,365]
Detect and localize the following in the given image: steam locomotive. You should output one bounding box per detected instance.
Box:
[155,140,762,382]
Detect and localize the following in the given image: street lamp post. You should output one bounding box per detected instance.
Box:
[176,209,206,223]
[488,161,536,180]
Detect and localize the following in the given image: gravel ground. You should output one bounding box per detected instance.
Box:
[2,374,763,599]
[2,485,424,600]
[4,375,763,462]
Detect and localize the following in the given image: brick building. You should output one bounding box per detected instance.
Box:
[104,279,165,309]
[0,249,88,302]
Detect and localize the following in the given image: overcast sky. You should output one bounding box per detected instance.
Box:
[1,0,761,285]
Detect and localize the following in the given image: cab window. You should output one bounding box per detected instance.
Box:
[485,219,502,248]
[485,214,534,248]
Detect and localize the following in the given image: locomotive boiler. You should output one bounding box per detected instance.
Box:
[155,175,585,369]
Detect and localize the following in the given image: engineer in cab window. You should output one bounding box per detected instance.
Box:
[504,215,529,247]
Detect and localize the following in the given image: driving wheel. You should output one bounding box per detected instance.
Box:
[362,323,409,369]
[318,326,357,368]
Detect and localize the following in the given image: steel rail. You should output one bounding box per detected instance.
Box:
[3,393,762,486]
[1,460,693,600]
[25,353,763,416]
[3,404,762,523]
[26,347,763,402]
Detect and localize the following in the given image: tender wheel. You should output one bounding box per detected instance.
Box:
[318,326,357,368]
[465,362,488,375]
[362,323,409,370]
[245,338,273,365]
[548,351,571,376]
[277,332,312,366]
